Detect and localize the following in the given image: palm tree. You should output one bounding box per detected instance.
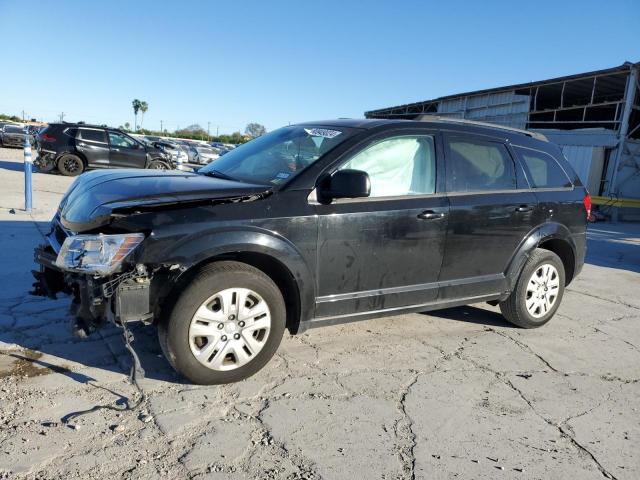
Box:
[132,99,142,130]
[139,101,148,129]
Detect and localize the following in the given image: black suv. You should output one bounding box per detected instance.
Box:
[33,119,589,384]
[35,123,173,176]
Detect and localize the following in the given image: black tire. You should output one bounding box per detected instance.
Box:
[147,159,171,170]
[158,261,286,384]
[57,154,84,176]
[500,248,565,328]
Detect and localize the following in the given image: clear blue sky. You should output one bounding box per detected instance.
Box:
[1,0,638,134]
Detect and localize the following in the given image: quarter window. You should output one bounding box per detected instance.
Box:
[446,139,516,192]
[515,147,572,188]
[339,136,436,197]
[78,128,107,143]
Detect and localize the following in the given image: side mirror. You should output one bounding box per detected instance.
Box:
[321,169,370,201]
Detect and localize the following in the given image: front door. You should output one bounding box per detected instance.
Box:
[438,133,539,300]
[314,132,449,319]
[107,131,147,168]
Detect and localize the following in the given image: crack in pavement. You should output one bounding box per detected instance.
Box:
[567,289,640,312]
[456,342,620,480]
[394,370,420,480]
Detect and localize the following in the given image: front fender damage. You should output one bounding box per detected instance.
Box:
[32,245,161,337]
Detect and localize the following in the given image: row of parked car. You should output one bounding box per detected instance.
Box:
[134,135,235,166]
[0,121,42,147]
[0,121,238,176]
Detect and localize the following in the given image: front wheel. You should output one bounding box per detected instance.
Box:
[158,261,286,384]
[500,248,565,328]
[147,159,171,170]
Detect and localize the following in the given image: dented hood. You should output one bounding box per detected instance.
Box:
[59,169,270,231]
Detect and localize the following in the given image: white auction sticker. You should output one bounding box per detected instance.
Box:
[304,128,342,139]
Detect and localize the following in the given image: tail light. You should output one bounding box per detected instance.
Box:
[583,193,593,221]
[41,133,56,142]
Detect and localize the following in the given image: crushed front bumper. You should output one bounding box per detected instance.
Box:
[32,218,153,331]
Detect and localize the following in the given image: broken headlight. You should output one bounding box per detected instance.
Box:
[55,233,145,275]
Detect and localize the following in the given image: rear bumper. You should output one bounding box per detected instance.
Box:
[572,231,587,280]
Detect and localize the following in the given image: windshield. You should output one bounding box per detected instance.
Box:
[199,125,355,185]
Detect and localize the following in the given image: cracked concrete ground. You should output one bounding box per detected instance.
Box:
[0,148,639,479]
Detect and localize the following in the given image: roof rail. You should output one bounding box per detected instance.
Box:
[416,114,548,142]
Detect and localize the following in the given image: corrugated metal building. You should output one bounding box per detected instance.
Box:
[365,62,640,221]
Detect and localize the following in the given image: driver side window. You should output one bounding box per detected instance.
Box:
[109,132,137,149]
[339,135,436,197]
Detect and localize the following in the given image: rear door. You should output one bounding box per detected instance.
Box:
[107,131,147,168]
[438,133,539,300]
[76,128,110,167]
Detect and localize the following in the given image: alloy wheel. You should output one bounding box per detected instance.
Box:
[64,157,81,173]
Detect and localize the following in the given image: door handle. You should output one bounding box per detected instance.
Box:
[515,205,533,212]
[112,148,120,152]
[77,142,86,147]
[417,210,445,220]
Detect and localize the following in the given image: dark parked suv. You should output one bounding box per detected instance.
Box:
[35,123,173,176]
[33,118,589,384]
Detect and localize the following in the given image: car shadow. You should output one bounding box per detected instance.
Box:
[424,305,515,328]
[0,311,183,385]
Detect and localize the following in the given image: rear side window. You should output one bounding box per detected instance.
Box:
[514,147,572,188]
[78,128,107,143]
[63,128,78,138]
[446,138,516,192]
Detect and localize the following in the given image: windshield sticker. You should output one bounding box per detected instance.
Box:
[275,172,291,179]
[304,128,342,139]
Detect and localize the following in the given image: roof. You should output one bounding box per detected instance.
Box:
[297,119,414,129]
[297,117,547,141]
[365,61,639,117]
[50,122,113,129]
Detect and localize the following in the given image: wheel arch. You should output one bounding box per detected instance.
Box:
[149,229,315,334]
[505,222,578,290]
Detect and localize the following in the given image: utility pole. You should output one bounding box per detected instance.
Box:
[216,125,219,137]
[207,122,210,141]
[59,112,65,122]
[160,120,163,133]
[21,110,25,122]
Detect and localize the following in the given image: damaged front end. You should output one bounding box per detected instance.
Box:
[32,217,153,335]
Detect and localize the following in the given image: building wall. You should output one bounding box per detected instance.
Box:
[436,91,530,129]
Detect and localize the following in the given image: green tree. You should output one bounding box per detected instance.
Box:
[132,99,142,130]
[139,101,148,129]
[245,122,266,138]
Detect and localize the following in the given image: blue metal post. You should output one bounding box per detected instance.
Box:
[24,133,32,212]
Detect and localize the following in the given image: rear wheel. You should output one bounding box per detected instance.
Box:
[57,154,84,176]
[158,261,286,384]
[500,248,565,328]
